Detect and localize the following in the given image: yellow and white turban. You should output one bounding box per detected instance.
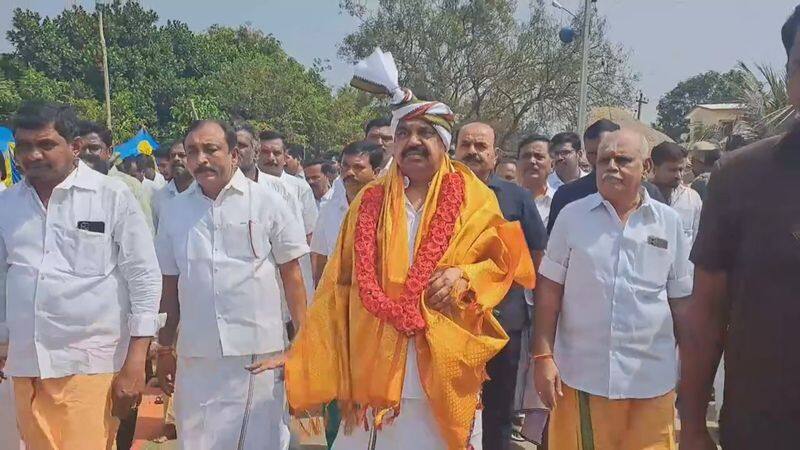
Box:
[351,48,455,147]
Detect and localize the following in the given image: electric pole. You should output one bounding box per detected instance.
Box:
[635,91,649,121]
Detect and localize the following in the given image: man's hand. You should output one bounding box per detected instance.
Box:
[156,351,177,396]
[0,356,6,385]
[245,352,286,375]
[425,267,467,311]
[679,428,717,450]
[112,360,145,418]
[533,357,563,409]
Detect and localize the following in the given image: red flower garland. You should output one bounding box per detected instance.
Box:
[354,172,466,335]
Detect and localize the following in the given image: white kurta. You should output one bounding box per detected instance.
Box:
[331,196,483,450]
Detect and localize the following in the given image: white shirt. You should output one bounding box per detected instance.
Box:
[547,169,588,192]
[540,190,693,399]
[142,177,158,201]
[277,171,318,235]
[310,186,349,257]
[403,196,425,399]
[153,172,167,189]
[155,169,309,357]
[151,180,180,231]
[257,171,315,304]
[667,184,703,244]
[534,184,555,228]
[0,161,161,378]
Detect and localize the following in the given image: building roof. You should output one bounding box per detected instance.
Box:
[589,106,674,147]
[693,103,746,111]
[684,103,746,121]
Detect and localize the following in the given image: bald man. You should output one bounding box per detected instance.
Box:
[533,129,692,450]
[455,122,546,449]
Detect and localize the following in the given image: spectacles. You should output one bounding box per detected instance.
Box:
[550,149,577,159]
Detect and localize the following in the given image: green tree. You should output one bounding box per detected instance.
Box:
[339,0,638,147]
[654,70,748,141]
[1,1,373,152]
[735,62,795,139]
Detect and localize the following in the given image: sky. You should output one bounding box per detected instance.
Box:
[0,0,797,123]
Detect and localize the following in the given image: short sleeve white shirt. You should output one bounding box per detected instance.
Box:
[151,180,180,232]
[668,184,703,244]
[155,169,309,357]
[310,187,350,257]
[540,190,693,399]
[0,161,162,378]
[279,171,318,235]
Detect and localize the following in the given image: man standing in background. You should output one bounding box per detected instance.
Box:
[517,134,555,227]
[651,142,702,243]
[303,159,332,206]
[687,141,722,201]
[494,157,518,183]
[547,132,587,191]
[285,144,306,178]
[455,121,546,450]
[151,141,192,232]
[310,141,383,285]
[76,121,153,232]
[363,116,394,170]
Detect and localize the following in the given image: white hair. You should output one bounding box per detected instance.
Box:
[598,129,651,159]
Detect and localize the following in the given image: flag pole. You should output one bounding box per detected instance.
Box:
[98,8,113,131]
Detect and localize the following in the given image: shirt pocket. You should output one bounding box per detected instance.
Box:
[70,229,109,276]
[223,221,270,260]
[636,242,671,287]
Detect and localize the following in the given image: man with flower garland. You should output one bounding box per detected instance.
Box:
[286,48,535,450]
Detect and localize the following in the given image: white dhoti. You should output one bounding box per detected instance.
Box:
[0,380,24,450]
[174,353,289,450]
[331,399,482,450]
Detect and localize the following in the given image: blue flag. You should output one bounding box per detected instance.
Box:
[114,129,159,161]
[0,126,22,187]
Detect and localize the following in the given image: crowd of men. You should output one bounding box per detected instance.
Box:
[2,4,800,450]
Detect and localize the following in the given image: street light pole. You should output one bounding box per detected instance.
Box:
[577,0,592,135]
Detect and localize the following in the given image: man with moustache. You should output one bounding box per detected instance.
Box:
[310,141,383,285]
[151,141,192,231]
[650,142,702,243]
[517,135,555,227]
[77,121,153,232]
[364,116,394,171]
[546,120,666,233]
[258,131,318,238]
[234,123,303,220]
[1,102,161,450]
[287,49,535,449]
[533,129,692,450]
[303,159,332,206]
[454,122,546,450]
[155,120,308,450]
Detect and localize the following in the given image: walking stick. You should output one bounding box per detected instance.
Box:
[367,423,378,450]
